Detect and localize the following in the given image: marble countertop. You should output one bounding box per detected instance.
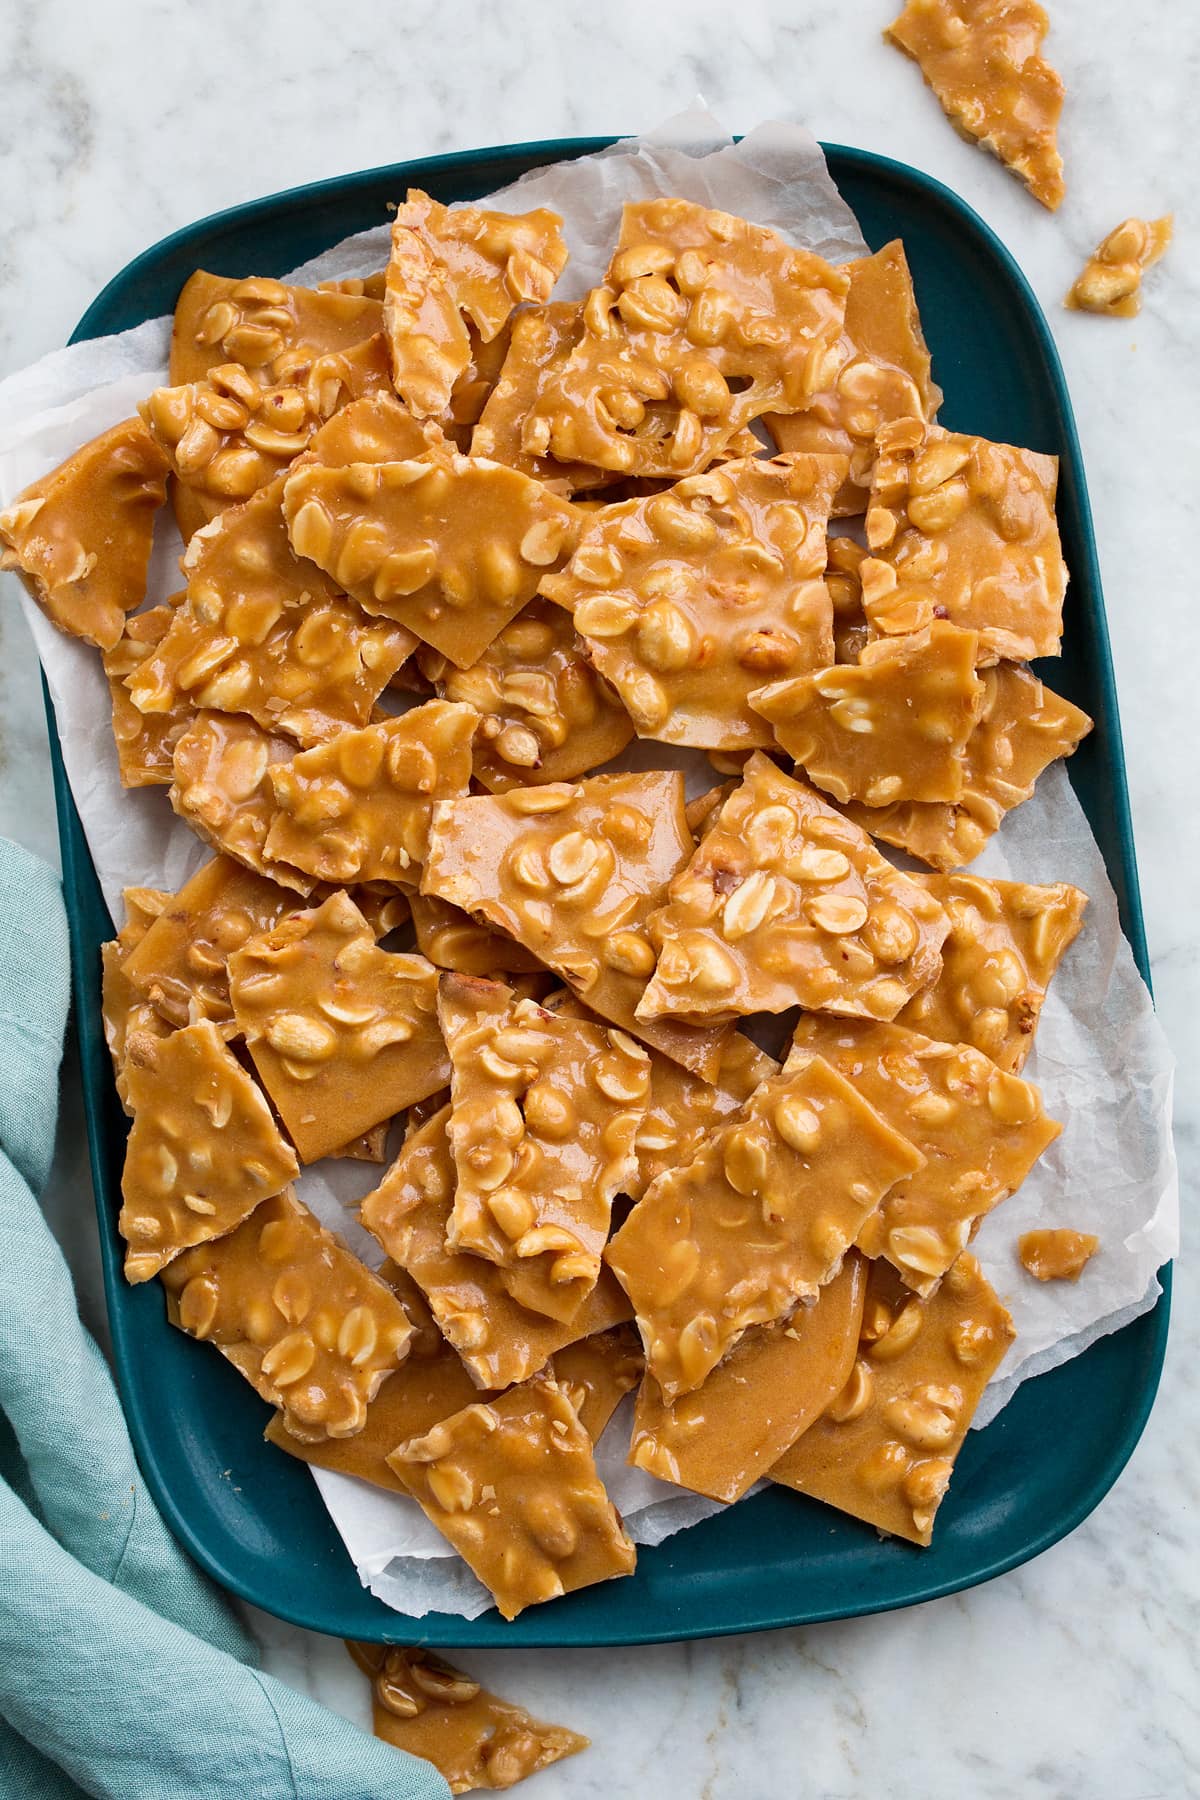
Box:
[2,0,1196,1793]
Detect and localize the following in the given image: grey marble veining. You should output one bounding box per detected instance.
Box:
[1,0,1197,1793]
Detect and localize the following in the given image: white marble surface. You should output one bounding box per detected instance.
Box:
[1,1,1196,1793]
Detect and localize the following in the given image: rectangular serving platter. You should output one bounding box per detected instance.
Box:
[48,138,1169,1648]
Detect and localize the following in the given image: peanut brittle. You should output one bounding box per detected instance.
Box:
[630,1253,867,1503]
[886,0,1065,211]
[787,1015,1060,1293]
[228,891,449,1164]
[826,536,874,664]
[751,622,985,805]
[626,1027,778,1200]
[101,893,174,1109]
[1066,216,1173,318]
[161,1187,413,1441]
[0,419,168,650]
[420,769,731,1078]
[349,1641,588,1794]
[766,241,942,513]
[303,388,443,467]
[899,874,1087,1069]
[439,975,649,1322]
[524,197,849,478]
[118,1018,299,1283]
[261,699,476,886]
[169,270,383,388]
[387,1372,636,1619]
[551,1324,644,1442]
[329,1122,392,1163]
[317,272,388,301]
[442,319,515,447]
[409,893,544,978]
[423,598,634,790]
[543,453,844,750]
[282,443,579,669]
[861,421,1067,663]
[637,753,949,1025]
[360,1106,634,1389]
[772,1255,1014,1544]
[605,1056,924,1399]
[1019,1227,1099,1281]
[472,301,619,492]
[102,602,193,786]
[843,662,1093,870]
[171,710,313,893]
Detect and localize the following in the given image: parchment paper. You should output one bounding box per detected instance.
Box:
[0,111,1177,1615]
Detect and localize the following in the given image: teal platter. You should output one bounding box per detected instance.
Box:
[48,139,1169,1647]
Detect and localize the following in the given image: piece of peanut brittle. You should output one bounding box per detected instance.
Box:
[439,974,649,1322]
[637,752,949,1025]
[605,1055,924,1399]
[1066,216,1173,319]
[886,0,1065,211]
[1019,1228,1099,1282]
[0,419,168,650]
[169,270,383,388]
[421,770,731,1078]
[630,1253,867,1503]
[171,710,314,893]
[409,893,545,979]
[228,891,449,1164]
[787,1015,1060,1294]
[898,873,1087,1070]
[101,891,175,1110]
[543,453,844,750]
[472,301,622,492]
[861,421,1067,663]
[261,699,476,887]
[387,1372,636,1619]
[161,1186,413,1441]
[102,601,193,786]
[551,1324,644,1443]
[826,536,874,665]
[118,1018,299,1283]
[750,621,985,806]
[772,1255,1014,1545]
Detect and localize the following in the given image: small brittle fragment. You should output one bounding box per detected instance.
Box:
[1066,216,1173,320]
[169,270,383,388]
[101,889,174,1109]
[102,601,193,786]
[544,453,844,750]
[605,1055,924,1399]
[472,301,622,492]
[161,1187,414,1441]
[623,1024,777,1201]
[638,752,950,1025]
[1019,1227,1099,1282]
[826,536,874,664]
[228,890,449,1163]
[551,1324,644,1443]
[171,710,313,893]
[119,1018,299,1283]
[387,1372,636,1620]
[409,892,544,979]
[772,1255,1015,1545]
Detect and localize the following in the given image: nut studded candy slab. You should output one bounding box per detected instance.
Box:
[169,270,383,388]
[386,1373,637,1620]
[101,888,174,1110]
[605,1055,924,1399]
[637,752,949,1025]
[227,891,449,1164]
[118,1018,299,1283]
[170,710,315,894]
[161,1188,414,1442]
[0,418,168,651]
[439,974,649,1322]
[101,602,193,787]
[621,1024,777,1201]
[471,301,620,492]
[420,769,732,1078]
[542,453,845,751]
[551,1324,644,1443]
[772,1255,1015,1545]
[787,1015,1060,1293]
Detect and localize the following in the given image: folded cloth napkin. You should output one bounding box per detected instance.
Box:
[0,838,449,1800]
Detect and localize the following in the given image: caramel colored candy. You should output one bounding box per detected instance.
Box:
[301,388,443,467]
[169,270,383,389]
[552,1324,644,1443]
[637,752,949,1025]
[387,1373,636,1620]
[899,874,1087,1069]
[627,1027,778,1201]
[329,1122,392,1163]
[101,890,174,1110]
[228,891,449,1164]
[360,1106,634,1389]
[787,1015,1060,1294]
[1066,217,1173,319]
[421,769,731,1078]
[544,453,844,751]
[772,1255,1014,1545]
[409,893,544,979]
[766,241,943,513]
[825,536,874,665]
[844,662,1092,870]
[0,419,168,650]
[752,621,985,806]
[861,423,1067,663]
[473,301,622,492]
[118,1019,299,1283]
[102,602,193,786]
[171,710,314,894]
[886,0,1065,211]
[263,699,477,887]
[439,975,649,1322]
[631,1254,867,1503]
[1019,1227,1099,1281]
[605,1056,924,1399]
[162,1187,413,1441]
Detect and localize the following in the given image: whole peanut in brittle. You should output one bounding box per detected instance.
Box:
[606,1056,924,1399]
[0,419,168,651]
[1066,216,1173,319]
[161,1187,414,1441]
[826,536,874,664]
[228,891,449,1164]
[637,753,949,1026]
[169,270,383,388]
[543,453,845,751]
[409,893,545,979]
[119,1018,299,1283]
[102,601,193,786]
[171,710,314,894]
[472,302,623,492]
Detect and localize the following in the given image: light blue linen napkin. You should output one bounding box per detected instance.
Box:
[0,838,449,1800]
